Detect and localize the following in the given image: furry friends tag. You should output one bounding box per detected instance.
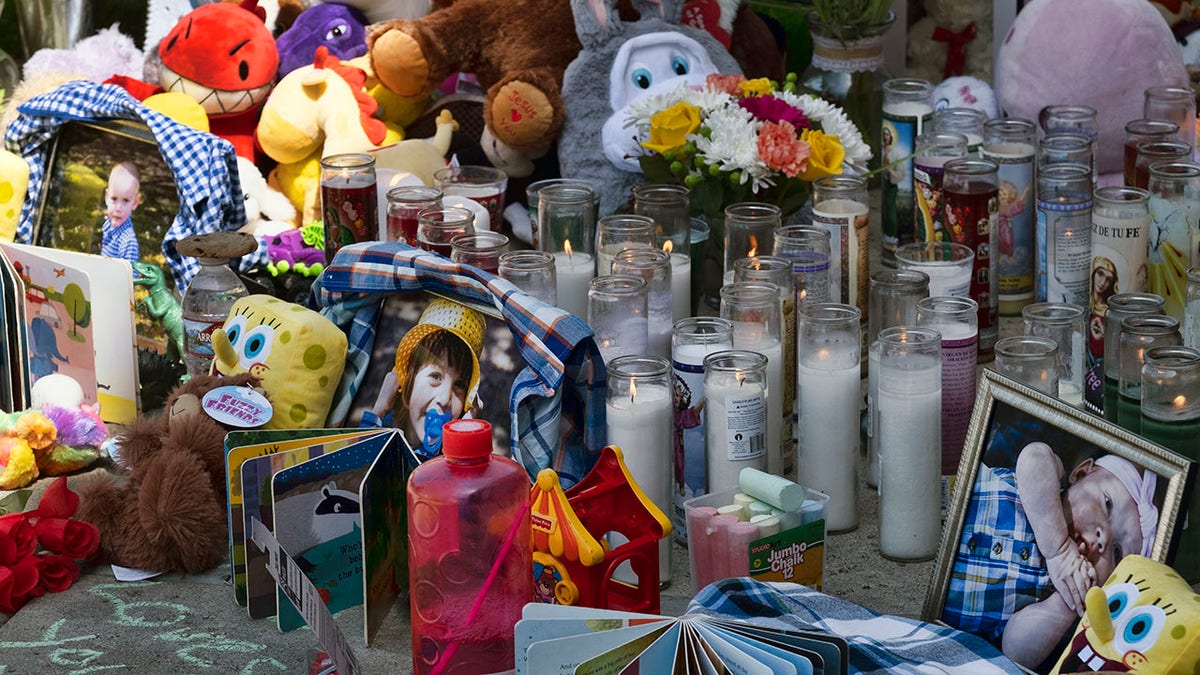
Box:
[201,386,272,428]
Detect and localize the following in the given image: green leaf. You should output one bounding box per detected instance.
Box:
[637,156,676,185]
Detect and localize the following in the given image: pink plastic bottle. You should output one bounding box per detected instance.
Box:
[407,419,532,674]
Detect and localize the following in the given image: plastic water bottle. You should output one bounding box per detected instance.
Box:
[181,257,248,376]
[407,419,531,674]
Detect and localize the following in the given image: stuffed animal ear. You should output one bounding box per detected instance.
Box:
[240,0,268,24]
[572,0,624,48]
[628,0,686,23]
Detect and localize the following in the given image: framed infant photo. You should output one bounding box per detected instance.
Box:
[922,369,1194,674]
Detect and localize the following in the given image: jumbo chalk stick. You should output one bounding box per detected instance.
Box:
[750,514,781,537]
[726,520,760,578]
[686,505,718,590]
[739,467,806,511]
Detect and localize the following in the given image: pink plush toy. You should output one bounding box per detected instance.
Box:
[996,0,1188,177]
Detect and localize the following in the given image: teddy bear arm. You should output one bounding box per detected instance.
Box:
[371,12,480,98]
[486,68,564,151]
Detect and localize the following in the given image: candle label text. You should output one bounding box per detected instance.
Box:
[1035,198,1091,306]
[747,520,825,587]
[724,393,766,461]
[672,359,710,543]
[981,148,1035,304]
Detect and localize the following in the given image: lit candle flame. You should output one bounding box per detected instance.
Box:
[630,378,637,404]
[748,235,758,258]
[663,240,674,254]
[1174,394,1187,409]
[564,239,573,259]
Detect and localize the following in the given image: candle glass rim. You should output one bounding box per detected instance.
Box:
[933,107,987,125]
[719,281,782,307]
[1037,162,1092,186]
[916,131,969,156]
[870,268,931,289]
[943,157,1000,176]
[417,205,476,228]
[799,302,862,324]
[433,164,508,184]
[673,316,734,341]
[319,152,375,170]
[724,202,783,223]
[632,183,690,203]
[994,335,1059,359]
[813,174,867,191]
[776,224,832,244]
[1120,315,1181,335]
[1039,132,1092,151]
[1125,118,1181,136]
[597,214,657,237]
[528,178,600,200]
[450,231,510,254]
[878,326,942,346]
[612,246,671,269]
[588,274,648,296]
[895,241,974,266]
[916,295,979,317]
[733,255,791,275]
[1022,302,1086,325]
[1107,292,1166,314]
[498,249,555,271]
[538,183,596,206]
[882,77,934,97]
[1041,103,1098,122]
[703,349,769,373]
[607,354,672,379]
[386,185,442,204]
[1148,160,1200,180]
[1136,139,1193,158]
[1142,345,1200,368]
[1094,186,1151,203]
[984,117,1037,136]
[1144,85,1194,102]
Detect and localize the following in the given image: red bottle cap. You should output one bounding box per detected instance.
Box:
[441,419,493,459]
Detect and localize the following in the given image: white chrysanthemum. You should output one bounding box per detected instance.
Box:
[776,89,872,167]
[624,85,732,129]
[692,104,773,192]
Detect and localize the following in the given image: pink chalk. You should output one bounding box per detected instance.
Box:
[686,506,718,593]
[726,521,760,578]
[707,514,740,587]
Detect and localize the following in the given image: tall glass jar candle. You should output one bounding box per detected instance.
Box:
[588,275,648,364]
[1036,163,1092,307]
[812,175,870,319]
[720,282,784,477]
[416,206,474,257]
[1092,188,1152,363]
[386,185,441,246]
[612,247,673,359]
[1102,293,1167,421]
[982,117,1038,316]
[723,202,781,284]
[538,184,596,319]
[877,326,942,560]
[1147,161,1200,320]
[671,317,735,542]
[796,303,862,532]
[320,153,378,263]
[881,78,934,265]
[1144,85,1196,155]
[867,269,930,349]
[606,355,674,585]
[1022,302,1087,407]
[498,250,556,305]
[704,350,769,494]
[916,295,978,506]
[1124,119,1179,187]
[773,225,832,309]
[912,131,968,245]
[932,108,985,155]
[1117,314,1182,432]
[450,231,509,274]
[943,157,1000,359]
[1188,267,1200,349]
[1037,132,1092,168]
[1040,104,1099,183]
[632,184,690,254]
[1135,140,1192,190]
[526,178,599,250]
[993,335,1060,396]
[595,214,655,276]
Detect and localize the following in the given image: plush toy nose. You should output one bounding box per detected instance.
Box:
[211,328,242,374]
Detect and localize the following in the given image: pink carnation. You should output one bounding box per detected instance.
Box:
[706,74,746,96]
[757,121,810,178]
[739,95,809,129]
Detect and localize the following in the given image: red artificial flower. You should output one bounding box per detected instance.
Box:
[34,554,79,595]
[739,94,809,130]
[757,120,811,178]
[34,477,80,520]
[0,557,40,614]
[0,514,36,566]
[34,518,99,559]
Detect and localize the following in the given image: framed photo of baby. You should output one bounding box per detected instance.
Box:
[923,369,1194,674]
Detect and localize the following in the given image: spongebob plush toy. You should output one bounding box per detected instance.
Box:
[211,295,347,429]
[1052,555,1200,674]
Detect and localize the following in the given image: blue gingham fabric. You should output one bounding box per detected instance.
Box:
[312,241,607,486]
[101,216,140,263]
[5,80,262,290]
[689,578,1024,674]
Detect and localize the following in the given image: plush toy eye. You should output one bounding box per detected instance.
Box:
[1113,605,1166,657]
[238,60,250,80]
[326,23,348,40]
[242,325,274,364]
[671,55,689,76]
[224,315,248,347]
[1105,582,1139,622]
[631,68,652,90]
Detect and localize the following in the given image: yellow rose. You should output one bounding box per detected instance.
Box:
[641,102,702,154]
[738,78,773,98]
[797,129,845,181]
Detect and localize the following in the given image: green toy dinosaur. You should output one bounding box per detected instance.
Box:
[132,261,184,361]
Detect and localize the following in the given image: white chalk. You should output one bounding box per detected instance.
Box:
[739,467,806,511]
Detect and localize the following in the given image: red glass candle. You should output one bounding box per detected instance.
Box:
[320,153,378,263]
[386,185,442,246]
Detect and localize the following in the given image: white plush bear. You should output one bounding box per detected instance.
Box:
[235,156,298,238]
[906,0,993,85]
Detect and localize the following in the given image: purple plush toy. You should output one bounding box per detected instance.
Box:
[275,3,370,78]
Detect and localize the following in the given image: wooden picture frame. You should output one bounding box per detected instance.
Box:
[922,369,1194,673]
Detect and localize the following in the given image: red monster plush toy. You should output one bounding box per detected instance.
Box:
[157,0,280,160]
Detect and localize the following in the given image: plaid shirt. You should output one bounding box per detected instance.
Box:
[5,80,261,291]
[690,578,1023,674]
[312,242,607,486]
[101,216,140,263]
[942,464,1052,644]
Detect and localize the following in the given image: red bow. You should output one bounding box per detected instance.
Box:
[932,22,977,80]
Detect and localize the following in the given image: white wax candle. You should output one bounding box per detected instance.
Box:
[648,309,671,359]
[553,251,593,320]
[734,329,783,477]
[671,253,691,321]
[796,361,861,532]
[672,338,734,537]
[878,387,942,560]
[607,383,673,584]
[812,198,869,309]
[705,379,768,494]
[597,243,653,277]
[594,317,648,364]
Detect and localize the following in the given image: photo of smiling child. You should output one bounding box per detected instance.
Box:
[362,298,485,460]
[100,161,141,264]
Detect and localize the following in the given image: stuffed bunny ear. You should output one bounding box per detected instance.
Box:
[628,0,687,23]
[571,0,624,49]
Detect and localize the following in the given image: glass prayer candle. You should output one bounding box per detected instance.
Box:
[1022,302,1087,407]
[606,354,674,585]
[538,183,596,319]
[812,174,870,316]
[867,269,929,348]
[385,185,441,246]
[733,256,796,478]
[1039,104,1099,183]
[690,217,711,314]
[1188,267,1200,350]
[633,183,691,255]
[881,78,934,265]
[796,303,862,532]
[943,157,999,359]
[415,205,475,257]
[450,231,509,275]
[723,202,781,284]
[498,250,556,305]
[720,282,784,477]
[595,214,655,276]
[932,108,985,155]
[894,241,974,299]
[1035,162,1092,306]
[993,335,1060,396]
[588,275,648,364]
[1092,190,1151,343]
[612,247,673,359]
[1118,314,1181,432]
[433,165,508,233]
[1147,162,1200,319]
[982,117,1037,316]
[1144,85,1196,156]
[1102,293,1166,421]
[913,131,968,245]
[1124,119,1179,187]
[1140,345,1200,582]
[1135,139,1192,190]
[916,295,978,500]
[320,153,378,263]
[876,326,942,561]
[773,225,832,310]
[704,350,769,494]
[671,316,735,541]
[526,178,600,250]
[1038,132,1092,168]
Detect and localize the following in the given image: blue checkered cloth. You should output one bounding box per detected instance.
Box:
[312,241,607,486]
[689,578,1024,674]
[5,80,261,290]
[942,464,1052,644]
[101,216,140,263]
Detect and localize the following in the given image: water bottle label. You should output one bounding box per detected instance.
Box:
[184,318,222,359]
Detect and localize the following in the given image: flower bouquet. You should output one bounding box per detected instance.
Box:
[628,73,872,300]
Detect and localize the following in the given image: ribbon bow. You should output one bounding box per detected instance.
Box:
[932,22,977,80]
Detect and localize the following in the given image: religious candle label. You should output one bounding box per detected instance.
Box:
[723,393,767,461]
[673,358,710,542]
[939,333,977,479]
[321,179,378,261]
[945,180,999,356]
[1148,194,1195,317]
[747,520,825,589]
[1036,198,1091,306]
[781,297,796,479]
[881,107,929,258]
[812,200,869,313]
[913,159,949,243]
[981,144,1036,307]
[792,253,832,306]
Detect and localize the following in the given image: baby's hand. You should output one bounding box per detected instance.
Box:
[1046,539,1097,616]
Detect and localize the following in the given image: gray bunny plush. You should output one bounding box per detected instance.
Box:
[558,0,742,216]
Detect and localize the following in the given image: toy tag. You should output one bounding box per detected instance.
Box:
[201,386,272,428]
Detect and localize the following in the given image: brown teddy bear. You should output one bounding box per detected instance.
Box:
[74,373,261,575]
